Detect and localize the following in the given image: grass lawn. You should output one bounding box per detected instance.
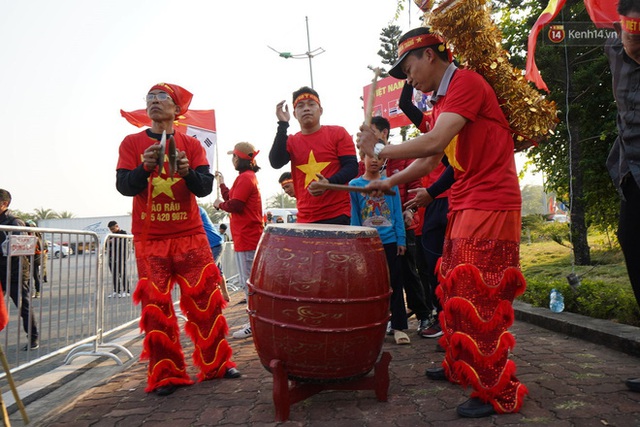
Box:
[520,238,630,288]
[518,228,640,326]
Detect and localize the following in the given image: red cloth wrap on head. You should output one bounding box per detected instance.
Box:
[398,34,453,63]
[280,178,293,186]
[621,16,640,35]
[293,93,321,109]
[149,83,194,115]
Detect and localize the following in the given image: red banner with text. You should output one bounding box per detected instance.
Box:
[363,76,412,129]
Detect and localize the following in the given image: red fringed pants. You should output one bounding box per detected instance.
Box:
[133,234,236,393]
[436,209,528,413]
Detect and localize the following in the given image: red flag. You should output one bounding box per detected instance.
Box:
[584,0,618,28]
[525,0,567,92]
[121,109,218,167]
[0,287,8,332]
[120,109,216,133]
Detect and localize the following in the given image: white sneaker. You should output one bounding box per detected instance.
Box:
[107,292,118,298]
[120,292,130,297]
[232,323,252,339]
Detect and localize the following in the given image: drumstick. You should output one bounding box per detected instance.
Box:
[360,67,382,160]
[314,182,396,196]
[364,67,381,126]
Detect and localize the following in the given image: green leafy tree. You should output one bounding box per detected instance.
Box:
[266,192,296,209]
[521,185,548,215]
[376,24,412,141]
[377,25,402,78]
[497,0,618,265]
[8,209,35,223]
[199,202,228,224]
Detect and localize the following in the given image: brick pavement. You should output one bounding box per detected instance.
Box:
[21,293,640,426]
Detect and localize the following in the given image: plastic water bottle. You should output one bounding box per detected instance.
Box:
[549,288,565,313]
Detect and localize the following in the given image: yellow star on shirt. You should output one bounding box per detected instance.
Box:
[151,176,180,199]
[296,151,331,188]
[443,135,464,172]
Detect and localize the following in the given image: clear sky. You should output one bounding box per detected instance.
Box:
[1,0,539,218]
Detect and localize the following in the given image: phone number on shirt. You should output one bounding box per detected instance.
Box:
[141,212,188,222]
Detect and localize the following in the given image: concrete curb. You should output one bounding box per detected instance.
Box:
[513,300,640,358]
[1,328,143,423]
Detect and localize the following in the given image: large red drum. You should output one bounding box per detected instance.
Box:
[248,223,391,382]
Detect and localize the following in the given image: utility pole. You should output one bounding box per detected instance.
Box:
[267,16,325,88]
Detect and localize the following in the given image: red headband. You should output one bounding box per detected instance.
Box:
[398,34,452,62]
[621,16,640,35]
[233,148,259,161]
[293,93,321,109]
[280,178,293,186]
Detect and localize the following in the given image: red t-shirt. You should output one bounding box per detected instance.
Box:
[116,131,208,239]
[433,69,521,212]
[221,170,263,251]
[287,125,356,223]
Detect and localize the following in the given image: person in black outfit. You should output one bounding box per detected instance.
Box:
[106,220,130,297]
[606,0,640,393]
[25,220,45,298]
[0,189,39,350]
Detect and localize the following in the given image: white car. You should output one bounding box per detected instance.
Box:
[552,214,569,223]
[46,241,73,258]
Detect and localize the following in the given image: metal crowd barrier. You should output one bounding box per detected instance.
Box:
[0,225,239,378]
[63,232,138,365]
[218,241,240,292]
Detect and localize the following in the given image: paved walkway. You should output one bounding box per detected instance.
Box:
[10,294,640,426]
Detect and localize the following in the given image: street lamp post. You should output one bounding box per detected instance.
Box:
[268,16,325,88]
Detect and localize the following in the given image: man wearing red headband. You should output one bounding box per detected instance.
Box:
[270,86,358,224]
[357,27,526,418]
[278,172,296,198]
[608,0,640,393]
[116,82,240,396]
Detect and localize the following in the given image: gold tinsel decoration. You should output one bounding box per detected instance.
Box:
[423,0,558,152]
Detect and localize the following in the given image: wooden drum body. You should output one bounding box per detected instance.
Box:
[248,223,391,382]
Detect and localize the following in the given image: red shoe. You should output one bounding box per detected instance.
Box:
[419,322,443,338]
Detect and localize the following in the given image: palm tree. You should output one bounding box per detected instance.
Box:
[57,211,75,219]
[33,208,58,220]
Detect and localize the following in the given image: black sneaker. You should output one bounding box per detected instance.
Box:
[224,367,241,379]
[22,341,39,351]
[425,367,447,381]
[154,385,177,396]
[626,378,640,392]
[456,397,495,418]
[417,318,434,333]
